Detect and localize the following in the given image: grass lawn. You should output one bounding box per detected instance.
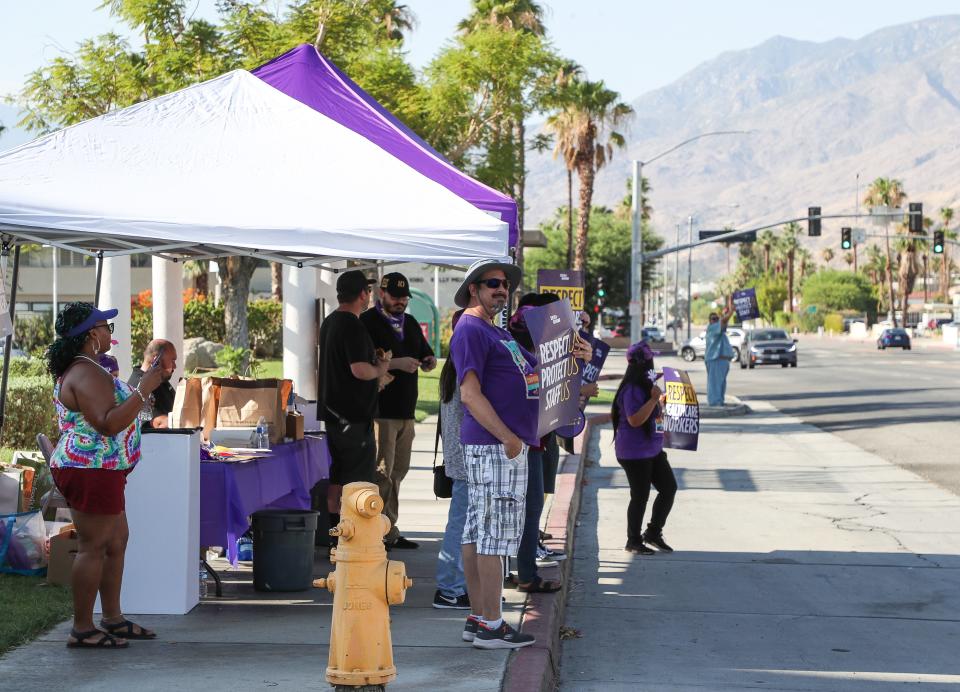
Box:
[0,574,72,656]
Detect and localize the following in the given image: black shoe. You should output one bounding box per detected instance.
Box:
[643,532,674,553]
[473,620,535,650]
[433,590,471,610]
[625,541,654,555]
[462,615,480,642]
[390,536,419,549]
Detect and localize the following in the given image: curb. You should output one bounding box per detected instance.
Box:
[501,413,610,692]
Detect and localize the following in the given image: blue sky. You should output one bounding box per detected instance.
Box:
[2,1,959,134]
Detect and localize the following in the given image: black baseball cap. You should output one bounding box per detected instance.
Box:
[379,272,411,298]
[336,270,375,297]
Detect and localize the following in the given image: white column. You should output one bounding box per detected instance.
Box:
[99,256,132,378]
[282,264,319,400]
[152,257,184,382]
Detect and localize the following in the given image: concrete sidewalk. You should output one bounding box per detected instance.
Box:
[558,401,960,690]
[0,421,537,692]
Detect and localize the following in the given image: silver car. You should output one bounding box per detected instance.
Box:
[680,328,744,362]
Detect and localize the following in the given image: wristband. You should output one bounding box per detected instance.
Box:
[133,386,147,404]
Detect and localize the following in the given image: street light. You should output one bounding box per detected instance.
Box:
[631,130,752,343]
[684,205,740,341]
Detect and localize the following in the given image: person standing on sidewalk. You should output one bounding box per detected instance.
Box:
[433,309,471,610]
[451,259,538,650]
[611,341,678,555]
[360,272,437,550]
[705,298,735,406]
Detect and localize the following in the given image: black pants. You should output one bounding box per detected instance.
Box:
[617,450,677,543]
[325,419,377,485]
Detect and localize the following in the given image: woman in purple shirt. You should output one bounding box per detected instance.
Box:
[611,341,678,555]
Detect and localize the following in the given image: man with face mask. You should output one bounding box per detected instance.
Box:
[360,272,437,550]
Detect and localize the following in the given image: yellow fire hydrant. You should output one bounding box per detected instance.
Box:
[314,482,412,689]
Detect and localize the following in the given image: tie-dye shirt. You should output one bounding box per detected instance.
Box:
[50,373,141,470]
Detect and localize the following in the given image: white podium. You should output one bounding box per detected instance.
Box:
[95,429,201,615]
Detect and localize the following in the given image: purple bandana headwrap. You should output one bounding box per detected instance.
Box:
[627,340,655,364]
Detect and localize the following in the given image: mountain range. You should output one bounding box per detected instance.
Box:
[525,15,960,280]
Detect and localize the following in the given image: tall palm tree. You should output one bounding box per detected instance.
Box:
[377,2,416,41]
[778,223,802,312]
[458,0,546,35]
[940,206,954,300]
[862,177,906,325]
[757,230,776,274]
[863,244,888,313]
[843,251,854,270]
[554,79,632,271]
[821,247,835,266]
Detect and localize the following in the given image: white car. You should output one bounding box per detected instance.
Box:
[680,327,745,362]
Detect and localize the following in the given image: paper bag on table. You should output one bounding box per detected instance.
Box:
[171,378,202,427]
[216,378,292,444]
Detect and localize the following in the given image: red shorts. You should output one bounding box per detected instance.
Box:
[51,467,132,515]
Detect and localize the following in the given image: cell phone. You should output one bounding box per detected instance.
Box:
[151,346,165,368]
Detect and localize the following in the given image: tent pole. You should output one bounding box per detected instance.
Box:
[94,251,104,304]
[0,244,22,438]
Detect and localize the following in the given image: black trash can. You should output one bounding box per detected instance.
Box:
[251,509,319,592]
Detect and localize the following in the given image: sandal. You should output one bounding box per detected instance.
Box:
[517,576,562,594]
[67,628,129,649]
[99,618,157,640]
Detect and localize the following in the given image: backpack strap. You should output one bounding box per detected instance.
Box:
[433,407,442,467]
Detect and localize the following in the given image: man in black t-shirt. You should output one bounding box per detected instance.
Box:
[318,270,390,524]
[128,339,177,428]
[360,272,436,549]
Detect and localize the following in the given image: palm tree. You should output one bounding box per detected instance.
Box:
[553,79,632,271]
[940,206,954,300]
[863,244,889,314]
[377,2,416,41]
[843,251,854,270]
[777,223,802,312]
[757,230,776,274]
[862,177,906,325]
[821,247,835,266]
[458,0,546,35]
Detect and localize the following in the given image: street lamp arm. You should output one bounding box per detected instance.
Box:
[641,130,754,167]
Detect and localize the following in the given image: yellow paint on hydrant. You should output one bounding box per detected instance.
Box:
[313,482,413,688]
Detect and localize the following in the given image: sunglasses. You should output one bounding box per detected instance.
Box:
[94,322,115,334]
[476,278,510,290]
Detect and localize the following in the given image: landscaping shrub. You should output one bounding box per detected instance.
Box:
[14,315,54,354]
[1,377,57,450]
[795,311,824,333]
[823,313,844,333]
[248,299,282,357]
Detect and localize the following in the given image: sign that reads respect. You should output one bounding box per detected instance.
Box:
[581,335,610,384]
[732,287,761,321]
[525,299,583,437]
[661,367,699,451]
[537,269,584,312]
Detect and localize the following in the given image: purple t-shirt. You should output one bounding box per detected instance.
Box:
[450,314,540,446]
[614,383,664,460]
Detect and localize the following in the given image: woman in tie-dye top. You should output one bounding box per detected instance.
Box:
[46,302,164,649]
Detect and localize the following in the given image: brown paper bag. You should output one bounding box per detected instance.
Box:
[170,377,203,428]
[216,378,292,444]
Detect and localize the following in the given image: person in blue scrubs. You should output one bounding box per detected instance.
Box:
[704,300,735,406]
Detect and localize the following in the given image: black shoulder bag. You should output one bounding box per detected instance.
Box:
[433,408,453,499]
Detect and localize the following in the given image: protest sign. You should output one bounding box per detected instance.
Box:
[537,269,584,312]
[661,367,699,451]
[581,334,610,384]
[732,287,761,321]
[525,299,583,437]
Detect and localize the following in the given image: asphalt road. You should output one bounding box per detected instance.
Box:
[675,335,960,497]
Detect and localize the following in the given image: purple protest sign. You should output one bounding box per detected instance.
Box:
[661,367,699,451]
[525,299,583,437]
[581,335,610,384]
[732,287,761,321]
[537,269,584,312]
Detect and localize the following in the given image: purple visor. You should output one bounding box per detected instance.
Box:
[627,340,656,363]
[65,307,118,337]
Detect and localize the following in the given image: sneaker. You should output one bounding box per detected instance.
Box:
[625,541,654,556]
[462,615,480,642]
[391,536,419,549]
[535,545,565,566]
[433,590,471,610]
[643,532,674,553]
[473,620,536,650]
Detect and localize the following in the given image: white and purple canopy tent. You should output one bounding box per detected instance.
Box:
[0,67,511,432]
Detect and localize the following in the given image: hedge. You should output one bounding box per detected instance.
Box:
[1,377,58,450]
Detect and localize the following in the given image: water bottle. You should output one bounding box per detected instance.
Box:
[199,565,209,598]
[256,416,268,449]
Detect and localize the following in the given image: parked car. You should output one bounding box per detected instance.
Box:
[641,326,664,342]
[739,329,798,368]
[680,328,745,362]
[877,328,911,350]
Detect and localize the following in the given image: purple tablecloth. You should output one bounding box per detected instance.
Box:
[200,435,330,564]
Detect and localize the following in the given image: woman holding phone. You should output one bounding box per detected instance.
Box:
[46,302,165,648]
[610,340,678,555]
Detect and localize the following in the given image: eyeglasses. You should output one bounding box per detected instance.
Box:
[476,278,510,290]
[94,322,115,334]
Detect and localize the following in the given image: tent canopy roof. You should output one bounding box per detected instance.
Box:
[0,69,509,267]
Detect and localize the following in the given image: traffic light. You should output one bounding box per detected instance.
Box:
[933,230,945,254]
[597,276,606,298]
[808,207,821,236]
[909,202,923,233]
[841,227,852,250]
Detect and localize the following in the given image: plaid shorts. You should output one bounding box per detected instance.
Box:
[462,443,528,556]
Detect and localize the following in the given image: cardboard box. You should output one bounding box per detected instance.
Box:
[286,412,304,441]
[47,525,78,587]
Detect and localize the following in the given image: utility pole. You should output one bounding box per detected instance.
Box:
[673,223,680,344]
[686,215,694,340]
[630,160,643,340]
